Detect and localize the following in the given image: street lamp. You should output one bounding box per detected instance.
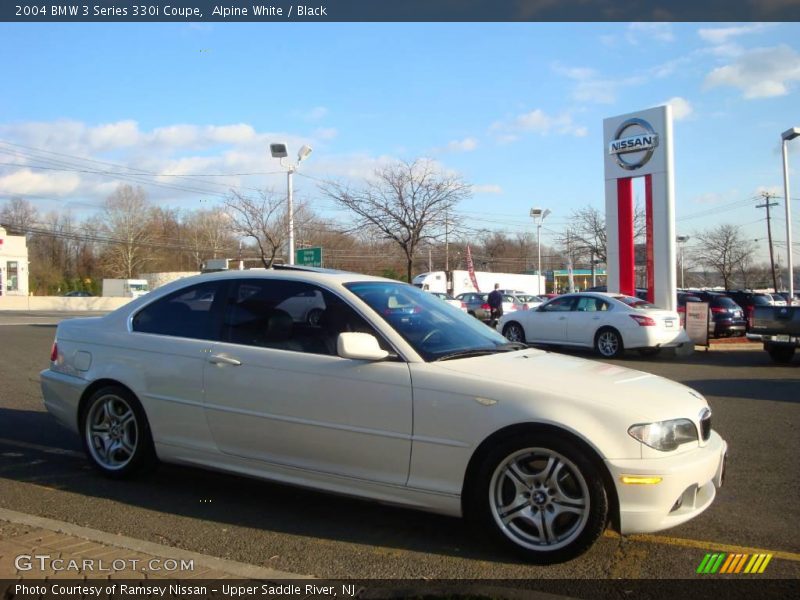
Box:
[270,143,313,265]
[781,127,799,303]
[530,207,551,294]
[676,235,690,289]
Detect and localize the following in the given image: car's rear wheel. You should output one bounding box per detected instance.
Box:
[81,386,155,478]
[503,322,526,344]
[595,328,624,358]
[468,433,607,564]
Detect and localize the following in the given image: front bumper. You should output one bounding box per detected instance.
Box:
[607,431,727,535]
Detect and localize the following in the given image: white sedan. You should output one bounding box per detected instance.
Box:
[497,292,691,358]
[41,270,725,564]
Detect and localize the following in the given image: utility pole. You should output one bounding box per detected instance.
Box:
[756,192,780,292]
[444,208,449,272]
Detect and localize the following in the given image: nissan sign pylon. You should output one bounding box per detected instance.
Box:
[604,105,677,311]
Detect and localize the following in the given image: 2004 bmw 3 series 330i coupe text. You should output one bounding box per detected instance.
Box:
[41,267,727,563]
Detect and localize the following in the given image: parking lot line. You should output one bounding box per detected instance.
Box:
[605,531,800,562]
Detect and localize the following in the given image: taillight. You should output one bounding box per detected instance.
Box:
[50,341,58,362]
[522,303,529,311]
[711,307,727,314]
[629,314,656,326]
[481,303,491,310]
[460,302,467,309]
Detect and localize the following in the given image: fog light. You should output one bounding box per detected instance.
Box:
[621,475,662,485]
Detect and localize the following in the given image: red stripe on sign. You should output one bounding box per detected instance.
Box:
[645,174,654,303]
[617,178,635,296]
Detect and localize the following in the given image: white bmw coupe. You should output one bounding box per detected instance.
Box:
[41,268,726,563]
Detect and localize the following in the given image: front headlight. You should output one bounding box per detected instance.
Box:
[628,419,698,452]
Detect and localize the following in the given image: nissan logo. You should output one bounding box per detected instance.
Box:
[608,118,659,171]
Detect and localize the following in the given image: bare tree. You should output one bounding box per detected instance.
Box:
[0,197,39,234]
[692,224,755,290]
[183,208,236,268]
[99,184,155,278]
[224,190,312,268]
[555,204,647,267]
[320,159,471,282]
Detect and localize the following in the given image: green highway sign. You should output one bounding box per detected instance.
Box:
[295,246,322,267]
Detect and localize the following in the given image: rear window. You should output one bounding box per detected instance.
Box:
[752,295,772,305]
[615,295,656,309]
[713,296,739,308]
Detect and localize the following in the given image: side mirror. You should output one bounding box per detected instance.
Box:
[337,332,389,361]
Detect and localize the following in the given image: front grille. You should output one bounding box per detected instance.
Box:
[700,409,712,441]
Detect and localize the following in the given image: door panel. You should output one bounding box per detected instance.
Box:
[203,344,413,484]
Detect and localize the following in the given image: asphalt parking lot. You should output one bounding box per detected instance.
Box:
[0,312,797,588]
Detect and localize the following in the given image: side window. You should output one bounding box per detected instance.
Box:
[132,280,225,340]
[543,297,575,312]
[223,279,388,356]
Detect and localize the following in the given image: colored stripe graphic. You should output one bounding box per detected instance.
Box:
[699,552,773,574]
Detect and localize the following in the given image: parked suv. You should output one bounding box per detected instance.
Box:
[725,290,773,331]
[689,291,746,337]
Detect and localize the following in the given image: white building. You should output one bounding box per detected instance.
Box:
[0,226,29,297]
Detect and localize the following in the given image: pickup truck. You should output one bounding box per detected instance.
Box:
[750,305,800,363]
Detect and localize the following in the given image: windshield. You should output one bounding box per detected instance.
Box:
[345,281,512,361]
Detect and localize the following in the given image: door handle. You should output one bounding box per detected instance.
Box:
[558,316,567,320]
[209,354,242,366]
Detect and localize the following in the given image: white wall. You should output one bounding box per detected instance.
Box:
[0,296,131,311]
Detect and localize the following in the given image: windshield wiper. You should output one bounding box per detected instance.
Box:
[498,342,528,351]
[434,349,500,362]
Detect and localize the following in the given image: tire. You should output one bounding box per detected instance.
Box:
[503,322,526,344]
[594,328,624,358]
[466,432,608,564]
[766,344,795,364]
[80,385,156,478]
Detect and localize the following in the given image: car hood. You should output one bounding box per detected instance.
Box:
[434,348,707,423]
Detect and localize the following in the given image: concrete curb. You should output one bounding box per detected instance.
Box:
[0,507,312,580]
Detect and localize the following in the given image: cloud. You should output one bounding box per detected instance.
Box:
[313,127,338,141]
[0,169,81,196]
[662,97,693,120]
[626,23,674,44]
[472,184,503,194]
[698,23,774,46]
[0,119,335,209]
[303,106,328,120]
[704,45,800,99]
[490,109,588,140]
[552,62,644,104]
[446,137,478,152]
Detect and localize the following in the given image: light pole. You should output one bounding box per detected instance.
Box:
[270,143,313,265]
[530,207,551,295]
[781,127,799,303]
[676,235,690,289]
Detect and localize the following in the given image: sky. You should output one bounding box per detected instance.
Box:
[0,21,799,266]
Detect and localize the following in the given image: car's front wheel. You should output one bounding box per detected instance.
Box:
[468,433,608,564]
[503,322,526,344]
[81,385,155,478]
